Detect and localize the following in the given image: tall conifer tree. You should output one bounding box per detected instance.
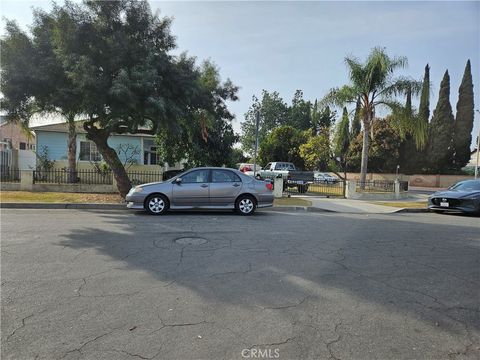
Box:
[350,97,362,139]
[427,70,455,172]
[453,59,474,169]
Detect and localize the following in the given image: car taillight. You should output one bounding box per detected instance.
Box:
[266,183,273,191]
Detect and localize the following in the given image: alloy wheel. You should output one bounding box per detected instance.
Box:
[239,198,254,214]
[148,197,165,214]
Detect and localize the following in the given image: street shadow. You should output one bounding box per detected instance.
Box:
[57,210,480,336]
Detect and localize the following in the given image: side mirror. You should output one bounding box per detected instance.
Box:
[175,177,182,184]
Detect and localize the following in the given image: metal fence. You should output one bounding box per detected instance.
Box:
[127,171,163,186]
[284,179,345,197]
[33,169,113,185]
[1,167,20,183]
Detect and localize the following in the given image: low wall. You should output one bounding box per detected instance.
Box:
[339,172,474,188]
[345,180,408,200]
[1,183,21,191]
[32,184,116,193]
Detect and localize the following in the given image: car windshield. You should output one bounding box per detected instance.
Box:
[448,180,480,191]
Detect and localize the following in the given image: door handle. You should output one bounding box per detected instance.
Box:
[200,184,209,188]
[233,183,240,187]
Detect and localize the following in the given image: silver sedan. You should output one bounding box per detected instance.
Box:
[125,167,274,215]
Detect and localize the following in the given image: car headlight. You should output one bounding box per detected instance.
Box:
[134,187,143,193]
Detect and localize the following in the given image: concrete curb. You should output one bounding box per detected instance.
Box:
[0,203,336,213]
[0,203,126,210]
[394,208,430,213]
[264,206,336,213]
[0,202,430,214]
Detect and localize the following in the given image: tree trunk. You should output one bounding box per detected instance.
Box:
[85,124,132,198]
[67,116,77,183]
[359,113,371,189]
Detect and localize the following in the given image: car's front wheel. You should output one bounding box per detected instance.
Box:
[236,195,256,216]
[145,194,169,215]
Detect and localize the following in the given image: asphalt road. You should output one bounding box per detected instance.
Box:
[1,209,479,360]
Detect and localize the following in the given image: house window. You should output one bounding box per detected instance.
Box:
[19,142,26,150]
[79,141,101,161]
[143,139,158,165]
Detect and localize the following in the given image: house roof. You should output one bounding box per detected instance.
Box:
[31,121,154,137]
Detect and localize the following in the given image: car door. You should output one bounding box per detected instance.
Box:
[171,169,210,207]
[209,169,243,206]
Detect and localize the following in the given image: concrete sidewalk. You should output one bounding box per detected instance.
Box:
[293,196,427,214]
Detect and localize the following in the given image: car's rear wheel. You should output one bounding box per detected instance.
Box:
[236,195,256,216]
[145,194,169,215]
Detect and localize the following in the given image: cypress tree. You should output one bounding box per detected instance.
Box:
[418,64,430,125]
[334,107,350,158]
[350,97,361,139]
[453,59,474,169]
[427,70,455,172]
[399,88,417,173]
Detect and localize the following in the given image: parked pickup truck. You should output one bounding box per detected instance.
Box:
[257,162,314,193]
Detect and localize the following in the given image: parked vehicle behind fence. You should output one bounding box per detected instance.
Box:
[257,162,314,193]
[238,163,263,177]
[314,172,339,184]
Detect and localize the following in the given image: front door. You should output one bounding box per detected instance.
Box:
[171,169,210,207]
[209,169,243,206]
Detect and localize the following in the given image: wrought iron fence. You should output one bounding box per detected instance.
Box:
[127,171,163,186]
[355,180,395,193]
[399,181,409,192]
[33,169,113,185]
[284,179,345,197]
[0,167,20,182]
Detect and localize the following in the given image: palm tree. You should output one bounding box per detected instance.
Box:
[322,47,423,186]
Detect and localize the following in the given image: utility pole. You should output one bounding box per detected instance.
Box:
[253,111,260,176]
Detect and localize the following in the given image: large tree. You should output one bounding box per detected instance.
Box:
[299,131,331,171]
[258,125,307,168]
[288,90,312,130]
[350,97,362,139]
[2,0,238,197]
[427,70,455,173]
[156,62,239,168]
[453,59,475,169]
[333,107,350,162]
[241,90,289,155]
[322,47,422,185]
[348,118,402,173]
[1,19,81,183]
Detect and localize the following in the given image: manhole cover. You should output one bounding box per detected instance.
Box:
[175,237,207,245]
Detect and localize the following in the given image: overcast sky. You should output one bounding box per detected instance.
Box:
[1,1,479,148]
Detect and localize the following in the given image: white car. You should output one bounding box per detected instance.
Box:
[238,163,262,177]
[314,172,339,184]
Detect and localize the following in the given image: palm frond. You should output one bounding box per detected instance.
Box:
[378,77,423,98]
[320,85,357,108]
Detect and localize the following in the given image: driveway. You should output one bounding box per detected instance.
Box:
[1,209,479,359]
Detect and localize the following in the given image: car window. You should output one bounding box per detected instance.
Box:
[212,170,241,183]
[275,163,284,170]
[288,164,295,170]
[181,169,209,184]
[449,180,480,191]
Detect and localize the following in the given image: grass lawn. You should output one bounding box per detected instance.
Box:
[0,191,123,203]
[274,197,312,207]
[371,201,428,208]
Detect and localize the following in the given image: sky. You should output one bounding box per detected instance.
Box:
[1,0,479,149]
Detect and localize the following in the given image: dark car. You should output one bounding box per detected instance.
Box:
[428,180,480,215]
